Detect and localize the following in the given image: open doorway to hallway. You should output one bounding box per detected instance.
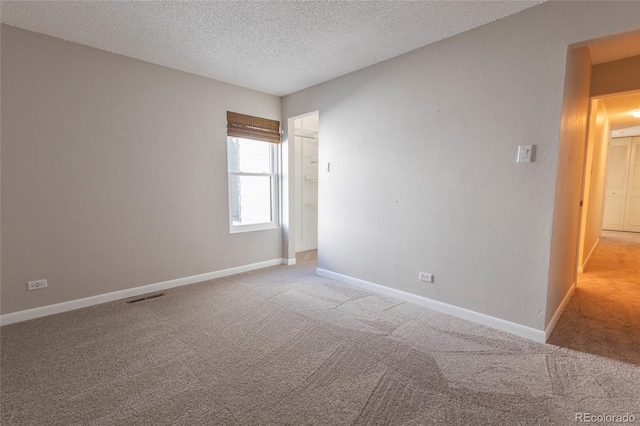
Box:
[557,91,640,364]
[292,112,319,266]
[577,91,640,274]
[548,31,640,363]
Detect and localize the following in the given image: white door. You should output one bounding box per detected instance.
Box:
[622,137,640,232]
[603,138,631,231]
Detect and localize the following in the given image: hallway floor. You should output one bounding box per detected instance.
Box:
[548,231,640,365]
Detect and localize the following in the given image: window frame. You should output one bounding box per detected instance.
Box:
[227,136,280,233]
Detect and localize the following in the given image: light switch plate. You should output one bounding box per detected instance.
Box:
[517,145,534,163]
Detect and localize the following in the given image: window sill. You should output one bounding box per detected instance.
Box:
[229,222,280,234]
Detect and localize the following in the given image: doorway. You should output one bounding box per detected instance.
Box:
[545,31,640,347]
[577,91,640,273]
[550,91,640,363]
[551,89,640,361]
[292,112,319,265]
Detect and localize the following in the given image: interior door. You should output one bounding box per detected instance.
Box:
[622,137,640,232]
[602,137,631,231]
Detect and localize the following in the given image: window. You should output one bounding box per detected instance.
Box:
[227,112,280,232]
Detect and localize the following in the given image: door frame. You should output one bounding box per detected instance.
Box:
[282,111,320,264]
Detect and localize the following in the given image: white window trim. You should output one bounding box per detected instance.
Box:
[227,138,280,233]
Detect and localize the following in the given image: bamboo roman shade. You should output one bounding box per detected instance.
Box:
[227,111,281,144]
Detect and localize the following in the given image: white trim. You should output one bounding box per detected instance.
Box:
[227,137,280,234]
[282,258,297,266]
[544,281,576,341]
[578,237,600,273]
[229,222,280,233]
[316,268,546,343]
[0,258,284,326]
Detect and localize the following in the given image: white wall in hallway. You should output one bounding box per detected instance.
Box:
[578,99,611,272]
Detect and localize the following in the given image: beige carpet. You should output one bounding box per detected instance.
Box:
[548,231,640,365]
[2,251,639,425]
[296,249,318,265]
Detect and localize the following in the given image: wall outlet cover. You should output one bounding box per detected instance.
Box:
[27,279,48,291]
[418,272,434,283]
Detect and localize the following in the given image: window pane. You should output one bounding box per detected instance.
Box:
[230,175,272,226]
[228,137,271,173]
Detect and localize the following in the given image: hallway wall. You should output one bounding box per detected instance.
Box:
[591,56,640,97]
[546,45,592,330]
[579,99,611,271]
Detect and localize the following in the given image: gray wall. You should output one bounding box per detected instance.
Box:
[1,26,282,314]
[546,45,592,328]
[282,1,640,330]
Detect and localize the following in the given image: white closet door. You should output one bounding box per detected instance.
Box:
[603,138,631,231]
[622,137,640,232]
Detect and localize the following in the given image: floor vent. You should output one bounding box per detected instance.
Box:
[125,292,165,304]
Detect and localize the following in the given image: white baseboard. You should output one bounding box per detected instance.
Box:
[544,281,576,341]
[0,258,286,326]
[283,258,297,266]
[578,238,600,273]
[316,268,546,343]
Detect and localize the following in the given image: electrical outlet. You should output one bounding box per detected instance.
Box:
[27,279,47,291]
[418,272,433,283]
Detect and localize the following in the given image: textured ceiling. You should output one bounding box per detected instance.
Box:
[604,91,640,131]
[589,31,640,65]
[0,1,543,96]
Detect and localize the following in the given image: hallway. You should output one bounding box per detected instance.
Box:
[549,231,640,365]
